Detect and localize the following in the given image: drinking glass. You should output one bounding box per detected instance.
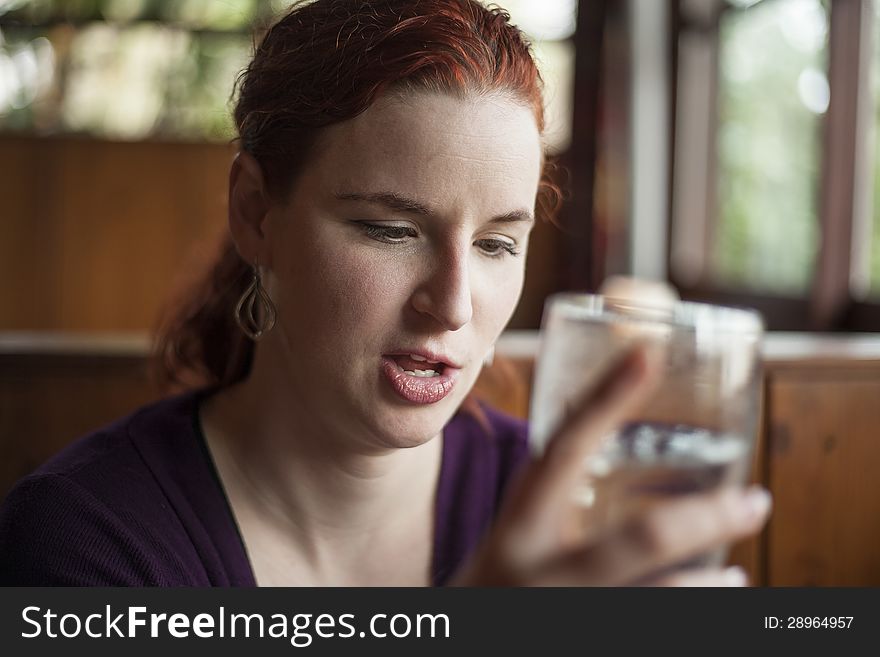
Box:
[529,293,764,566]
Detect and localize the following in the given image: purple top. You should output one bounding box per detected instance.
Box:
[0,390,528,586]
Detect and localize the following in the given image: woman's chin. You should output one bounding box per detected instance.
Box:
[364,404,457,450]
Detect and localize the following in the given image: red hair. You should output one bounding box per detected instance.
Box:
[155,0,561,392]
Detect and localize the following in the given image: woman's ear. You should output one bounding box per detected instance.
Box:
[228,151,272,265]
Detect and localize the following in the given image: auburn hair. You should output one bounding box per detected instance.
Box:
[154,0,561,392]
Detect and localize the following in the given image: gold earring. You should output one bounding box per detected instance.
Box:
[234,263,277,341]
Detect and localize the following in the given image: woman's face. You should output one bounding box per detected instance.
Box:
[263,91,542,449]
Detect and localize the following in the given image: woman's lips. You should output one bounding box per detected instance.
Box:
[381,356,460,404]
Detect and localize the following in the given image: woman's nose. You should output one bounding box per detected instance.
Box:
[410,247,473,331]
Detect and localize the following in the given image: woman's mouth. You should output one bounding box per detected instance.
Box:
[381,354,460,404]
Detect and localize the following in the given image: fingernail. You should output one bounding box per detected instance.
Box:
[724,566,748,587]
[743,487,772,522]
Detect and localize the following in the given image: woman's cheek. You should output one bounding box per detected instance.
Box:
[310,246,405,319]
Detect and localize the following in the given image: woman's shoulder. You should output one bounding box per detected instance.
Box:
[0,389,248,585]
[26,389,205,482]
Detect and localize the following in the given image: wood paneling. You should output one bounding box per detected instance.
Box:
[765,371,880,585]
[471,355,535,419]
[0,136,232,331]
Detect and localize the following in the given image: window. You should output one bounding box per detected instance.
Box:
[500,0,577,154]
[0,0,576,149]
[0,0,266,140]
[672,0,880,330]
[714,0,827,295]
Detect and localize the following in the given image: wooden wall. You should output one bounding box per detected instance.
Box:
[0,136,232,331]
[763,364,880,585]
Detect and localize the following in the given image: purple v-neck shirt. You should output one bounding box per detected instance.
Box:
[0,390,529,586]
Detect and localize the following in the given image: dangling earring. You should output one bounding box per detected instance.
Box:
[483,344,495,367]
[234,262,277,341]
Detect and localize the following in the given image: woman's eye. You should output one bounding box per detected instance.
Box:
[476,238,520,258]
[360,223,417,243]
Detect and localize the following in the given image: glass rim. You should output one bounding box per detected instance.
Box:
[543,292,765,335]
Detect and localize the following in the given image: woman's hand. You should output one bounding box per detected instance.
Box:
[452,345,772,587]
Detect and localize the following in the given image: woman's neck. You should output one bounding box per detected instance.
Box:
[198,356,443,579]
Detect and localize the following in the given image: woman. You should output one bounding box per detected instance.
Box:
[0,0,769,586]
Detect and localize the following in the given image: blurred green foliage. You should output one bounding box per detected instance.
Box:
[714,0,827,295]
[0,0,572,148]
[0,0,265,140]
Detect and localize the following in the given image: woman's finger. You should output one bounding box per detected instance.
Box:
[497,343,664,559]
[531,485,772,586]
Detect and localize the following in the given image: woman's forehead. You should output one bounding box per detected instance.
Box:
[376,90,533,135]
[301,91,543,203]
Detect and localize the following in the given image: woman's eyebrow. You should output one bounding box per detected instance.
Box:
[334,190,534,224]
[489,209,534,225]
[334,191,432,215]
